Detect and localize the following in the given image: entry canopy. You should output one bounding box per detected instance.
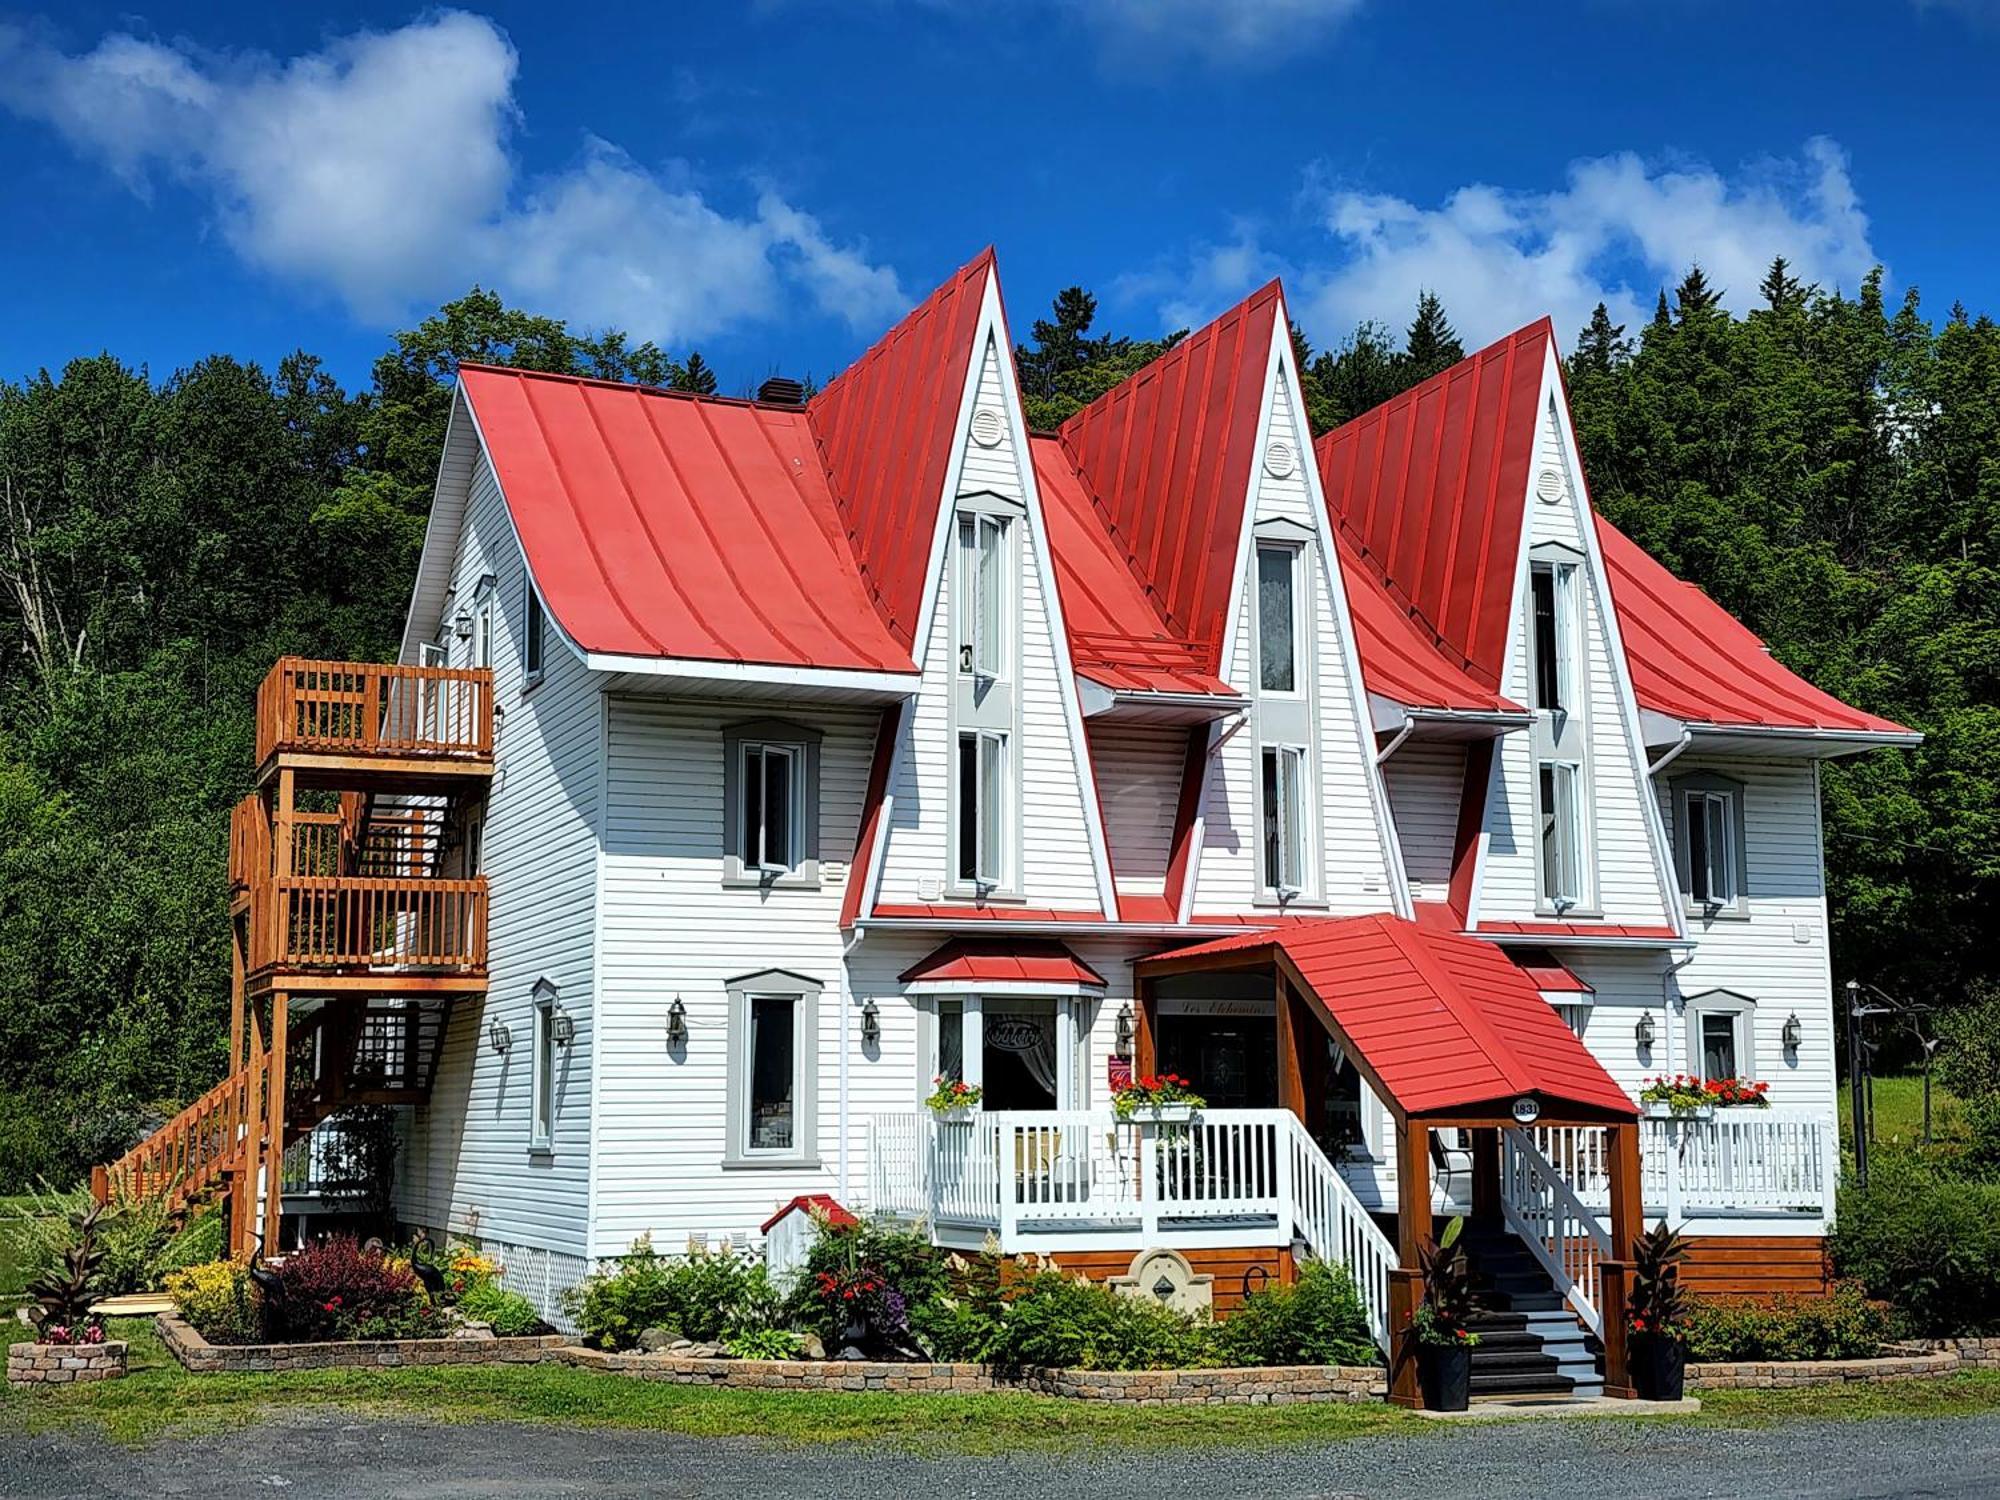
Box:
[1137,915,1636,1122]
[899,938,1108,995]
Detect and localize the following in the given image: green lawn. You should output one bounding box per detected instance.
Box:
[8,1321,2000,1451]
[1838,1072,1964,1152]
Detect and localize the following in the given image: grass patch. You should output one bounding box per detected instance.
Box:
[0,1195,47,1299]
[1839,1073,1963,1151]
[10,1322,2000,1452]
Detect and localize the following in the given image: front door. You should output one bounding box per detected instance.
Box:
[1154,1012,1278,1109]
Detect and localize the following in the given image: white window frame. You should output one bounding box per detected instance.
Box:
[1530,558,1580,717]
[956,728,1010,892]
[957,511,1011,684]
[1684,990,1758,1082]
[740,742,801,874]
[1672,771,1749,919]
[722,720,822,889]
[1537,760,1587,913]
[473,580,496,673]
[523,581,547,689]
[1261,743,1310,900]
[529,979,559,1152]
[723,970,822,1169]
[1255,541,1305,698]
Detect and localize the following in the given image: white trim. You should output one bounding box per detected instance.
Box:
[396,385,480,665]
[584,687,607,1256]
[582,652,917,696]
[903,979,1106,998]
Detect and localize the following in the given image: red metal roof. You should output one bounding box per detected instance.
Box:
[899,938,1107,988]
[759,1193,856,1235]
[1141,915,1634,1118]
[871,904,1106,923]
[458,367,914,674]
[809,248,994,650]
[1471,919,1681,942]
[1056,284,1280,673]
[1337,531,1522,715]
[1596,515,1913,737]
[1511,948,1593,994]
[1317,321,1552,692]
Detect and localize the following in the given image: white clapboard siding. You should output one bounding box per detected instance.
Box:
[1477,389,1675,929]
[1383,742,1465,901]
[395,451,598,1258]
[1091,724,1186,896]
[875,333,1102,911]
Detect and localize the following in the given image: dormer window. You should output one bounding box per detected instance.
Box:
[1527,543,1595,916]
[1530,559,1578,713]
[1261,744,1309,897]
[950,499,1020,897]
[1257,543,1303,694]
[957,512,1009,681]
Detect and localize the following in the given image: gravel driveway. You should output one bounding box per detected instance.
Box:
[5,1407,1999,1499]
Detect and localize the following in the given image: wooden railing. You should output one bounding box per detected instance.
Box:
[1500,1127,1612,1335]
[256,658,493,766]
[228,794,269,890]
[94,1056,264,1213]
[250,875,487,973]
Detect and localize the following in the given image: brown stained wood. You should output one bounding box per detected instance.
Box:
[1134,975,1158,1080]
[1680,1237,1832,1298]
[256,658,494,769]
[261,992,289,1254]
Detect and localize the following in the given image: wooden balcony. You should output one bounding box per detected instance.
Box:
[256,657,494,790]
[245,873,488,994]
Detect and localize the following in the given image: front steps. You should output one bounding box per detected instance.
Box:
[1457,1219,1604,1399]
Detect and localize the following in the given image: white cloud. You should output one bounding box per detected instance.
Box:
[1125,139,1881,352]
[1061,0,1365,62]
[0,11,905,340]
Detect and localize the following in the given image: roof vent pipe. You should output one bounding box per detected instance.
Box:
[757,376,806,406]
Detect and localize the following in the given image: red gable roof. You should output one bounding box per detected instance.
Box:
[1317,320,1552,692]
[1338,531,1522,716]
[1141,916,1633,1118]
[808,248,993,649]
[1056,283,1280,673]
[899,938,1107,988]
[1596,515,1913,737]
[457,368,912,674]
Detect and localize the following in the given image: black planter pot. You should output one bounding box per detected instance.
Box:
[1631,1331,1687,1401]
[1418,1343,1472,1412]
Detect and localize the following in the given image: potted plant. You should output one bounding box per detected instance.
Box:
[1639,1075,1716,1119]
[9,1200,126,1385]
[1705,1078,1770,1109]
[924,1076,982,1120]
[1627,1220,1690,1400]
[1111,1073,1206,1122]
[1411,1215,1480,1412]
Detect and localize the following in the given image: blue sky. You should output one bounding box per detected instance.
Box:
[1,1,1996,397]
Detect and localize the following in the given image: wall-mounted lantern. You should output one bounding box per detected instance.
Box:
[1115,1002,1135,1058]
[1634,1012,1656,1051]
[454,607,474,640]
[551,1008,576,1048]
[860,997,881,1046]
[666,996,689,1048]
[1782,1012,1804,1051]
[488,1018,512,1055]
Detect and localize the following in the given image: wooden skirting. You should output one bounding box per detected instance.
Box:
[1014,1247,1295,1317]
[1680,1236,1830,1299]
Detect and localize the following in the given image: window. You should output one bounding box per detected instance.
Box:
[1530,560,1578,714]
[1261,745,1308,896]
[722,721,822,887]
[1257,544,1300,694]
[956,729,1008,888]
[1538,761,1584,910]
[1673,772,1747,918]
[1684,991,1757,1082]
[530,982,559,1151]
[524,585,546,683]
[474,593,494,672]
[957,512,1009,681]
[937,998,966,1084]
[724,970,821,1168]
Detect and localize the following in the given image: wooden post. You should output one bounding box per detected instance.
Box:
[1391,1115,1432,1408]
[228,914,246,1072]
[273,767,296,880]
[1274,973,1304,1120]
[232,1004,266,1260]
[1133,974,1157,1080]
[262,991,290,1255]
[1603,1120,1645,1399]
[90,1165,109,1206]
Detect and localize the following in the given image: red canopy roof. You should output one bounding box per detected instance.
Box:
[458,368,913,674]
[899,938,1107,988]
[1596,515,1913,737]
[1140,915,1634,1118]
[1511,948,1593,994]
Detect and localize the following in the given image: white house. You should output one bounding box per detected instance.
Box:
[107,248,1916,1404]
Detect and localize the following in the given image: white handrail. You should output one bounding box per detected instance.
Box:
[1500,1126,1612,1336]
[1529,1111,1834,1223]
[1281,1114,1399,1350]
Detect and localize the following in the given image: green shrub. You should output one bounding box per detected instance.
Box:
[456,1279,545,1337]
[565,1236,782,1350]
[784,1216,947,1345]
[1684,1283,1891,1362]
[1211,1260,1379,1368]
[11,1181,180,1296]
[165,1259,260,1345]
[980,1265,1214,1371]
[279,1235,445,1342]
[155,1208,225,1275]
[723,1327,802,1359]
[1832,1156,2000,1335]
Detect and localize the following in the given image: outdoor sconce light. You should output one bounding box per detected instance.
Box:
[1782,1012,1804,1051]
[454,607,474,640]
[552,1008,576,1048]
[1115,1002,1135,1057]
[487,1018,512,1055]
[666,996,688,1048]
[1635,1012,1656,1050]
[860,997,881,1046]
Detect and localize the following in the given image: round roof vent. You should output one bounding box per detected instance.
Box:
[970,409,1006,448]
[1264,440,1297,479]
[1535,467,1565,504]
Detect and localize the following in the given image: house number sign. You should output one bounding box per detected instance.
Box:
[1510,1096,1542,1124]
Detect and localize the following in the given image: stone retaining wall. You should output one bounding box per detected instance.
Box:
[1689,1349,1959,1390]
[7,1341,126,1386]
[1921,1337,2000,1370]
[157,1314,571,1373]
[555,1346,1385,1405]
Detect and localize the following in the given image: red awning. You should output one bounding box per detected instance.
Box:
[1511,947,1593,994]
[899,938,1107,990]
[1139,915,1634,1119]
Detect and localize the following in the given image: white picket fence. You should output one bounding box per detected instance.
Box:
[1525,1109,1836,1223]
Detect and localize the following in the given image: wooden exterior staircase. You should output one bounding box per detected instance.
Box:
[93,659,494,1253]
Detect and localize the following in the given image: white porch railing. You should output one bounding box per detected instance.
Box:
[866,1108,1397,1348]
[1500,1126,1611,1336]
[1526,1110,1836,1224]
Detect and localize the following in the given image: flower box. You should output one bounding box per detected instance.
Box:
[1132,1104,1198,1123]
[932,1107,977,1123]
[7,1338,126,1386]
[1643,1101,1715,1120]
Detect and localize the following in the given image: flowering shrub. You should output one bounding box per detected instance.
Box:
[165,1259,260,1345]
[279,1236,445,1342]
[33,1317,107,1346]
[1641,1075,1770,1112]
[1111,1073,1207,1118]
[923,1076,983,1114]
[445,1246,502,1301]
[564,1235,781,1350]
[784,1216,945,1348]
[1684,1283,1889,1362]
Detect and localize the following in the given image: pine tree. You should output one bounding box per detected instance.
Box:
[1402,291,1465,381]
[1759,256,1809,314]
[1571,304,1633,377]
[1017,287,1099,400]
[1673,265,1724,323]
[675,352,718,396]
